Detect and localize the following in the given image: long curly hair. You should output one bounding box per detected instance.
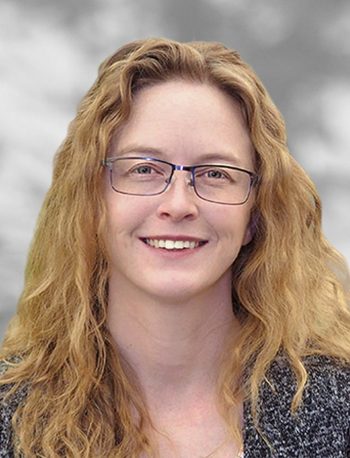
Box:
[1,37,350,457]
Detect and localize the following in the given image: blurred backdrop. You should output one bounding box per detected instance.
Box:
[1,0,350,338]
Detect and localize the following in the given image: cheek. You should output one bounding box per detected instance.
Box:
[105,195,152,239]
[215,207,251,238]
[215,214,252,258]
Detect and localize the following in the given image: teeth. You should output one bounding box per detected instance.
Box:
[145,239,202,250]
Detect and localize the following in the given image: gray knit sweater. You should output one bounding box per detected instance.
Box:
[1,355,349,457]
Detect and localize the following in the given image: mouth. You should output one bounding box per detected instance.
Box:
[140,238,208,251]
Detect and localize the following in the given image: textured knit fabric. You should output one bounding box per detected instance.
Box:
[1,355,349,457]
[242,355,350,457]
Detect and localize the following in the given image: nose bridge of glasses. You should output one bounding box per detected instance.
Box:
[167,164,194,187]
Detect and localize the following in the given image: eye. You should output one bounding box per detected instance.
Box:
[206,169,227,179]
[196,167,232,181]
[129,163,165,175]
[132,165,154,174]
[126,161,169,179]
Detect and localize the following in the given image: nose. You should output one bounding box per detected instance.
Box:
[156,170,200,221]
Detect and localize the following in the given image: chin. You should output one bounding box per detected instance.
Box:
[142,278,214,304]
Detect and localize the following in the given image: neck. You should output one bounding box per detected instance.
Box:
[107,275,240,409]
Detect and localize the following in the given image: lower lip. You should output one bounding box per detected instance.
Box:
[140,239,207,258]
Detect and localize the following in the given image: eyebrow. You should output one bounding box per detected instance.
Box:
[113,144,245,166]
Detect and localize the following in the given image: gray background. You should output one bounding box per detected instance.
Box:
[1,0,350,339]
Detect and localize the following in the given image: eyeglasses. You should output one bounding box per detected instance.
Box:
[102,156,258,205]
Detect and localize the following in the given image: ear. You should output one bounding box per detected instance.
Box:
[242,211,259,246]
[242,225,253,246]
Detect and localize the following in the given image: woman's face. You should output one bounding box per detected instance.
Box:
[104,80,255,303]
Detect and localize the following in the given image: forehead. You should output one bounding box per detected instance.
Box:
[112,80,255,168]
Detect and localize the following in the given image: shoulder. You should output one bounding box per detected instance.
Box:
[0,360,27,457]
[243,354,350,457]
[268,353,350,412]
[267,354,350,425]
[0,356,23,377]
[303,355,350,406]
[269,353,350,396]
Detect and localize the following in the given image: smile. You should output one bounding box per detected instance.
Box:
[142,239,207,250]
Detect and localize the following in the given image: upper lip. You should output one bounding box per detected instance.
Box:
[141,235,208,242]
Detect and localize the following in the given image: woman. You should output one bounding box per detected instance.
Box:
[1,38,349,457]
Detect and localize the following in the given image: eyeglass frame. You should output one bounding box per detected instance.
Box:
[101,156,259,205]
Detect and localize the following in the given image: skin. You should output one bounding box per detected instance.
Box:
[105,80,255,456]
